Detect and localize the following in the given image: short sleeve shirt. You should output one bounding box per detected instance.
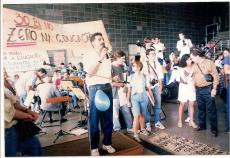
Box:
[223,56,230,80]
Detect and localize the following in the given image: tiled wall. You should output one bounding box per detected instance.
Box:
[4,3,229,58]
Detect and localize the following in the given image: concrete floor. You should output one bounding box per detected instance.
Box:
[38,96,229,155]
[159,96,229,152]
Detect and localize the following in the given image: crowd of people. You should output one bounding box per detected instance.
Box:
[4,31,230,156]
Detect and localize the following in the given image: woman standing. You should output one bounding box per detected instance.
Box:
[177,54,198,128]
[127,60,154,142]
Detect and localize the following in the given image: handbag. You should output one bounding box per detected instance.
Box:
[197,64,214,82]
[15,120,41,141]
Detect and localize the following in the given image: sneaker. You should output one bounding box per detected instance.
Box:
[185,117,190,123]
[113,129,120,132]
[102,145,116,154]
[146,127,152,132]
[155,122,166,130]
[127,128,133,133]
[225,131,230,135]
[139,129,150,136]
[146,122,151,132]
[133,135,141,143]
[91,148,100,156]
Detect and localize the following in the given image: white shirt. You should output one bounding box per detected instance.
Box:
[83,49,112,86]
[15,71,35,96]
[139,44,154,63]
[168,67,194,87]
[168,67,180,84]
[127,73,150,95]
[4,87,18,128]
[142,59,164,89]
[215,59,223,69]
[153,43,165,59]
[176,39,193,58]
[36,82,61,111]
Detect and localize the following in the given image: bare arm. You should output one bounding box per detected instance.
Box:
[87,62,102,78]
[111,75,124,87]
[14,103,39,121]
[14,110,35,121]
[147,87,155,106]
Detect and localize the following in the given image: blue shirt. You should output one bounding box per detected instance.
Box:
[223,56,230,80]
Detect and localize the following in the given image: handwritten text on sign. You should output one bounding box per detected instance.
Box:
[3,8,111,72]
[3,51,49,72]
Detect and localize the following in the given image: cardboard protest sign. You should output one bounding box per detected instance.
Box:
[3,8,112,73]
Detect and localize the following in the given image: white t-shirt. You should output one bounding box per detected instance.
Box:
[176,39,193,58]
[36,83,61,111]
[153,43,165,59]
[127,73,150,95]
[142,59,164,89]
[15,71,35,96]
[83,49,112,86]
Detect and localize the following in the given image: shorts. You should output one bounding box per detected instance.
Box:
[178,83,196,102]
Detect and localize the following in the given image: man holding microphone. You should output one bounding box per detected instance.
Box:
[83,32,115,156]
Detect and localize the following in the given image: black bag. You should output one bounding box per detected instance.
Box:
[33,95,41,105]
[150,79,158,86]
[204,74,214,82]
[162,82,179,100]
[197,64,214,82]
[15,120,41,141]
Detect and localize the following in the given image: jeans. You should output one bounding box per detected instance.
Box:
[61,91,79,108]
[131,92,149,116]
[164,70,172,86]
[227,80,230,130]
[88,83,113,149]
[19,94,27,106]
[5,125,42,156]
[69,92,79,107]
[113,99,132,130]
[196,85,218,131]
[146,85,162,124]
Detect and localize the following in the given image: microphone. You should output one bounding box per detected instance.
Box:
[102,45,109,59]
[106,53,109,59]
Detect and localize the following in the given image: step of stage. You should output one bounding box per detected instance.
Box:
[42,131,144,156]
